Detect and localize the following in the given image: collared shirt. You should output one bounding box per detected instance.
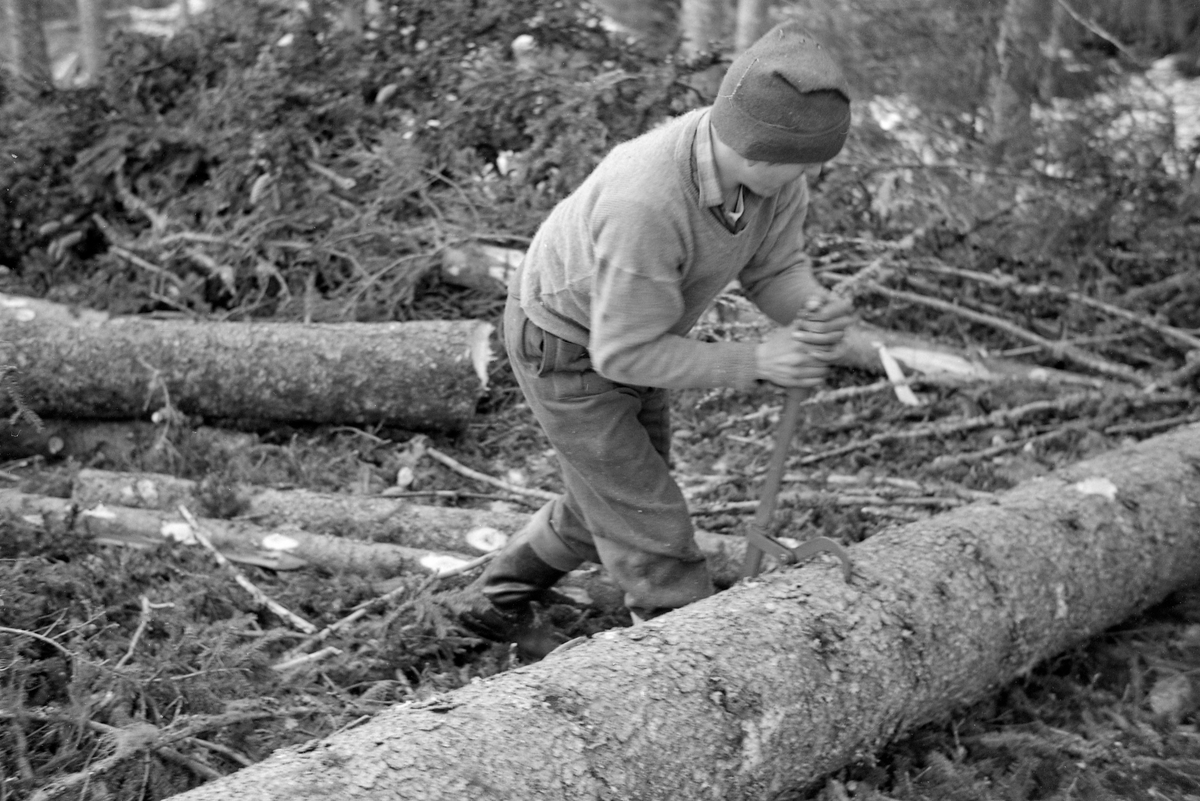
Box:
[693,110,745,232]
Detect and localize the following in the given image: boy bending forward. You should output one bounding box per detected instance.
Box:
[459,22,855,656]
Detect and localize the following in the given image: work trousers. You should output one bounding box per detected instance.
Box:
[503,296,714,614]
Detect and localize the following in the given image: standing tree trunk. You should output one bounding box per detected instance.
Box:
[987,0,1053,164]
[76,0,103,85]
[734,0,770,53]
[679,0,731,58]
[3,0,53,95]
[166,424,1200,801]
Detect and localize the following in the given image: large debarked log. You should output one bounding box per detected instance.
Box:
[167,423,1200,800]
[0,293,492,431]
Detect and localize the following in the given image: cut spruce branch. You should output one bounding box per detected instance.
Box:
[165,424,1200,801]
[28,707,323,801]
[861,282,1151,386]
[907,260,1200,354]
[0,292,493,431]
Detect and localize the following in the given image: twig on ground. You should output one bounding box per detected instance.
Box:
[793,391,1100,466]
[184,736,255,768]
[927,425,1086,471]
[832,255,893,296]
[272,646,344,673]
[1147,351,1200,392]
[272,551,496,668]
[1105,413,1200,437]
[0,626,78,661]
[154,745,223,781]
[418,437,557,502]
[715,381,893,433]
[864,282,1151,386]
[691,490,966,516]
[108,246,185,288]
[115,595,175,670]
[177,506,317,634]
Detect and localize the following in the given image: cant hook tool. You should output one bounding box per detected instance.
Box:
[741,356,853,581]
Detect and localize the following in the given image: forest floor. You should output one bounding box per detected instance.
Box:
[3,275,1200,801]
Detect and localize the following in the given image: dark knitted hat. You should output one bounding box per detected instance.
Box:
[711,22,851,164]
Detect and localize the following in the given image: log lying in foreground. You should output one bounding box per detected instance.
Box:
[0,293,493,431]
[168,424,1200,801]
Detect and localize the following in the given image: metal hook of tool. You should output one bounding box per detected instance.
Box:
[741,358,853,581]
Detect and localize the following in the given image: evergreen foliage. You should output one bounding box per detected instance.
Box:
[0,0,705,318]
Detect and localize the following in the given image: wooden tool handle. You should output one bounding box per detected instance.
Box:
[742,386,807,577]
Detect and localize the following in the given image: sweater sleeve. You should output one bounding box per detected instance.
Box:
[739,179,826,325]
[588,202,760,390]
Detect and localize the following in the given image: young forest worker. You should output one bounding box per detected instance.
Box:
[455,21,856,658]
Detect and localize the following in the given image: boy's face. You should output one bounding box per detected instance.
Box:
[737,160,822,197]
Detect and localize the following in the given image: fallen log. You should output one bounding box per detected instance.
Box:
[71,469,751,579]
[167,423,1200,801]
[1,489,463,575]
[0,419,258,462]
[0,293,493,431]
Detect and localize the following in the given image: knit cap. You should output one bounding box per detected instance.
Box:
[711,22,851,164]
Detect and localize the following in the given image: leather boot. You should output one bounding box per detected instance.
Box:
[453,528,571,659]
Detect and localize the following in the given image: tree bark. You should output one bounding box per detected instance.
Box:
[166,423,1200,800]
[734,0,770,53]
[76,0,103,85]
[3,0,53,94]
[679,0,731,58]
[0,293,493,432]
[987,0,1053,164]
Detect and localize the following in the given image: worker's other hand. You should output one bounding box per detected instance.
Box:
[755,326,835,387]
[794,295,855,338]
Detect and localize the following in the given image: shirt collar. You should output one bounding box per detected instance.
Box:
[693,109,725,210]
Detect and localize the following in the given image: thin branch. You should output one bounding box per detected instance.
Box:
[26,708,322,801]
[908,261,1200,353]
[116,596,174,670]
[793,391,1102,466]
[864,282,1150,387]
[272,646,343,673]
[1055,0,1147,67]
[419,438,557,502]
[0,626,77,660]
[272,551,497,668]
[177,506,317,634]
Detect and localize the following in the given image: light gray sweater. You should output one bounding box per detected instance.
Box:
[514,109,822,390]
